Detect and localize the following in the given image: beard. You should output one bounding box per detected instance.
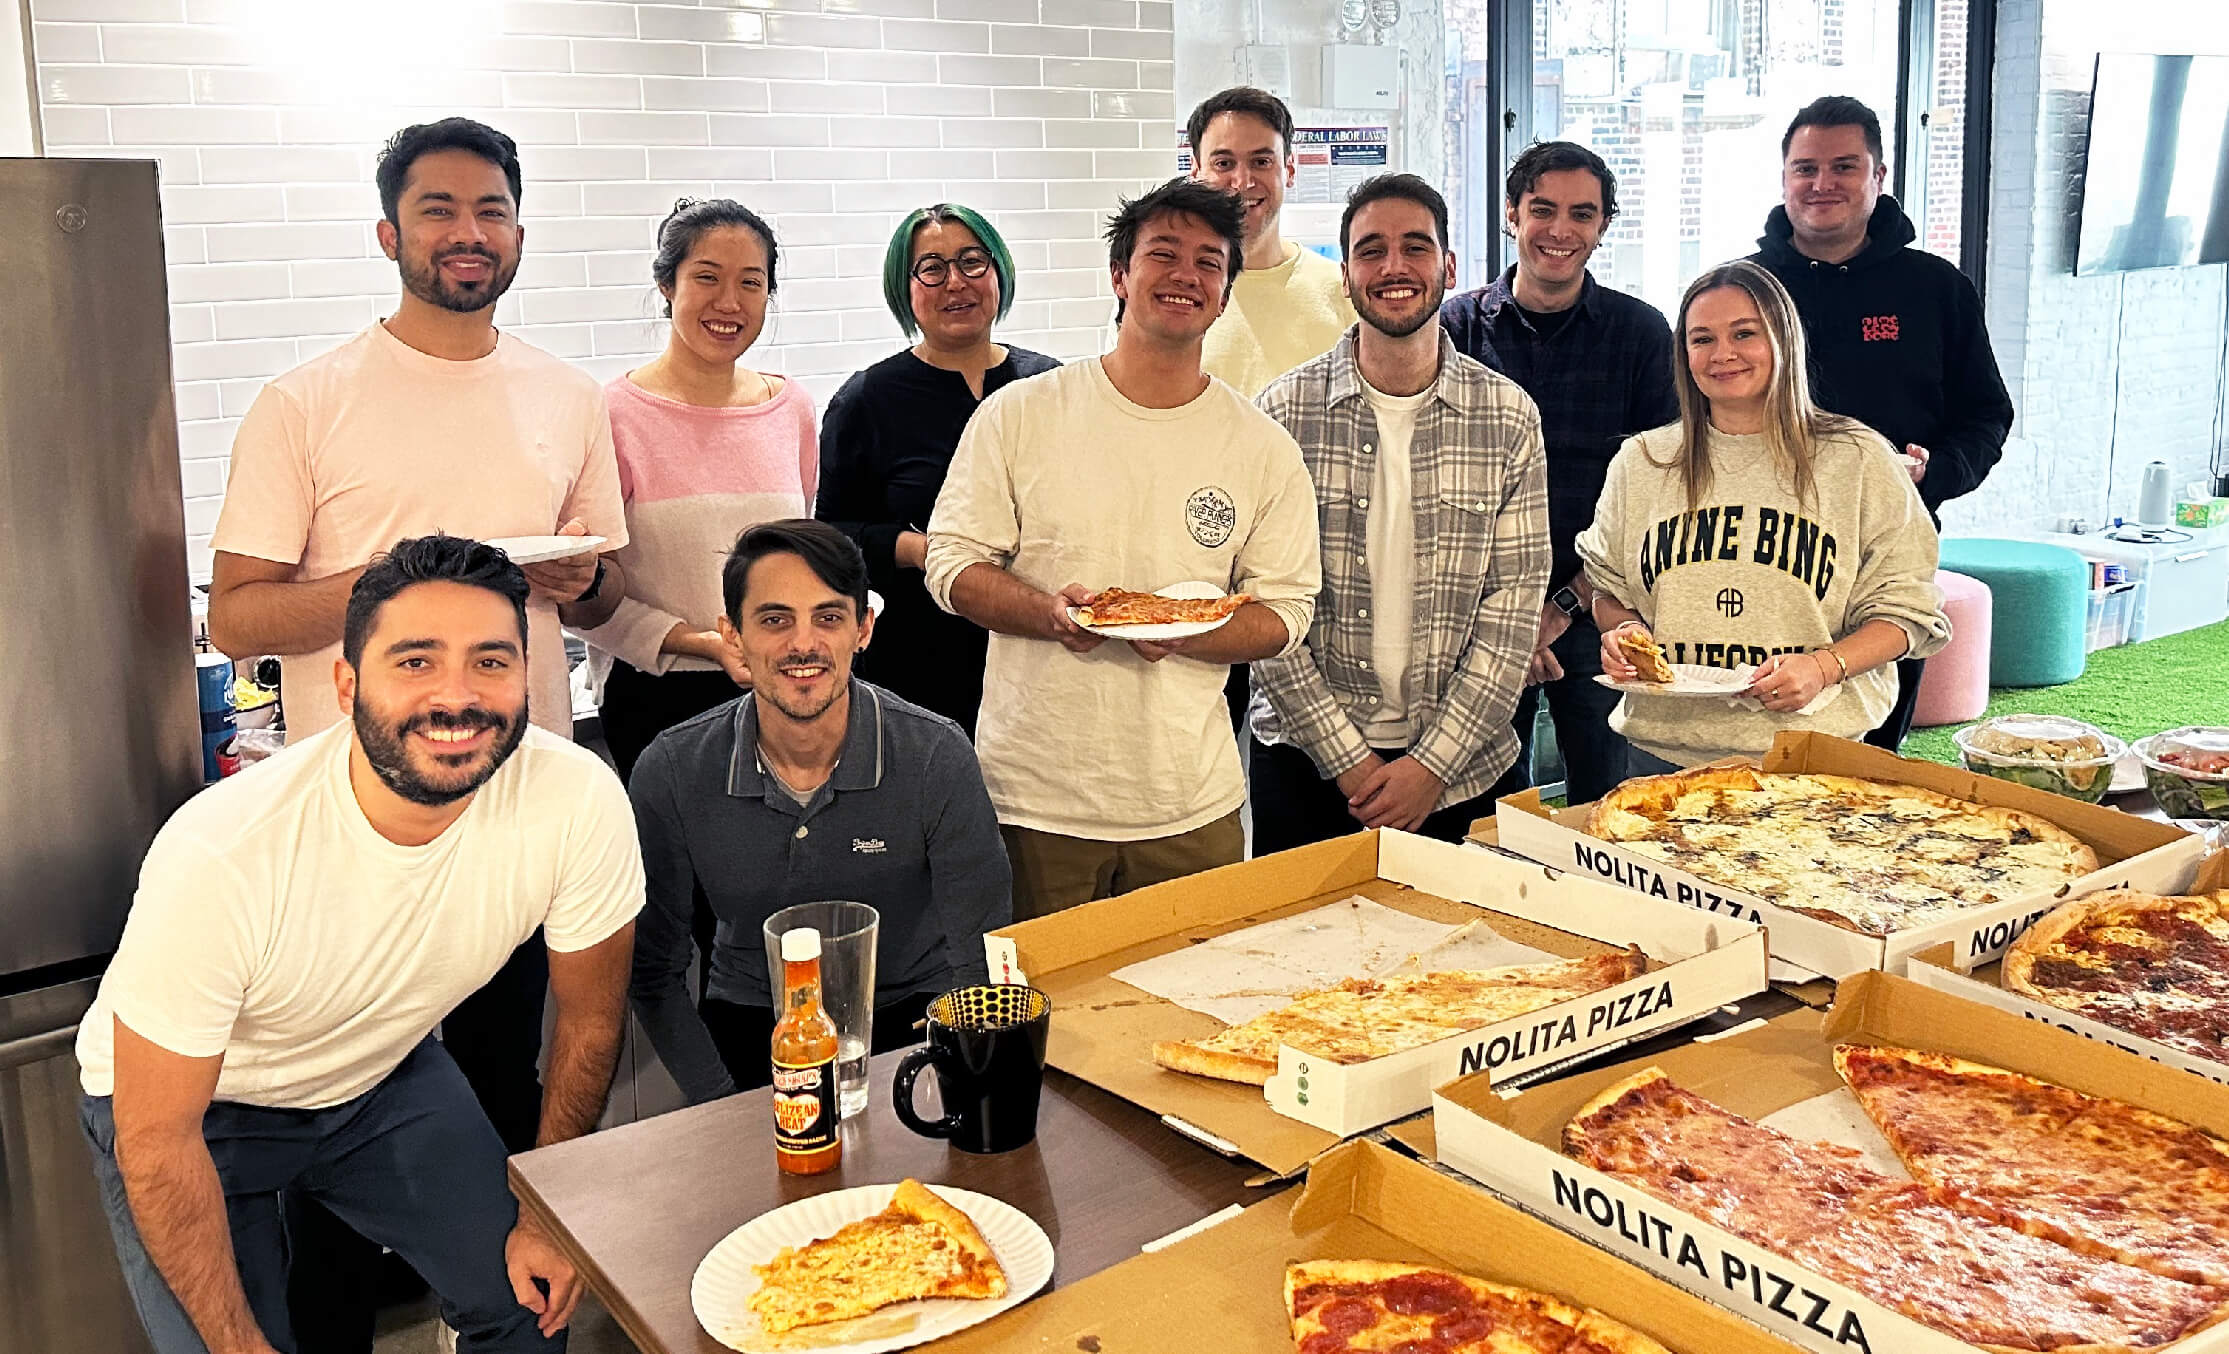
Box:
[1354,274,1447,339]
[354,699,526,807]
[397,244,518,315]
[755,650,848,724]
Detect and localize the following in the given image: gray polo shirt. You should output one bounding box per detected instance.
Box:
[628,679,1011,1102]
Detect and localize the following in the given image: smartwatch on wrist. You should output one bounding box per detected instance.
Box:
[576,558,608,604]
[1550,585,1585,619]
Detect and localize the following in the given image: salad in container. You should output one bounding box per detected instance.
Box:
[2134,726,2229,821]
[1953,716,2126,803]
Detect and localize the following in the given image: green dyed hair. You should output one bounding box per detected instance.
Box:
[880,204,1018,338]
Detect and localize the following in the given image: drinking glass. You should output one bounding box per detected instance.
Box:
[763,901,879,1119]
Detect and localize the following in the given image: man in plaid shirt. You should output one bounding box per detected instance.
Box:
[1248,174,1551,852]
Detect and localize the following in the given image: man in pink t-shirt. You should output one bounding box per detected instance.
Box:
[204,116,626,1354]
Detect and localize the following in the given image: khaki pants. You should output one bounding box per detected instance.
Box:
[1000,811,1245,921]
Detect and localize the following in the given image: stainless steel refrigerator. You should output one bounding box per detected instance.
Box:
[0,157,200,1354]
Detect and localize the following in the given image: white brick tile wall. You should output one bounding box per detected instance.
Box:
[28,0,1174,577]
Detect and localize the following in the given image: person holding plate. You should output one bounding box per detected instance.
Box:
[1579,260,1949,775]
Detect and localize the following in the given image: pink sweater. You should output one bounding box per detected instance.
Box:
[578,374,817,678]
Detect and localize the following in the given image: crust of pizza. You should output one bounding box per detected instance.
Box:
[2003,889,2229,998]
[1617,629,1677,684]
[1562,1067,1673,1160]
[1149,1037,1279,1085]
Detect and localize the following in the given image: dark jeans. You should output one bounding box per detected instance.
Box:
[1223,664,1249,742]
[600,661,733,999]
[82,1039,559,1354]
[1511,614,1628,805]
[700,991,940,1094]
[1247,736,1528,857]
[1627,745,1685,778]
[1862,656,1925,753]
[285,935,549,1353]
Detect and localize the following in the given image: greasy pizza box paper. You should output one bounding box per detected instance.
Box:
[1905,849,2229,1087]
[1491,730,2206,980]
[1428,970,2229,1354]
[927,1138,1808,1354]
[982,829,1767,1175]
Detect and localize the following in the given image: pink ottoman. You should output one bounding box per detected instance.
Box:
[1914,570,1992,727]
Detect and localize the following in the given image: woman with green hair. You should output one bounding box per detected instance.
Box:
[816,204,1059,735]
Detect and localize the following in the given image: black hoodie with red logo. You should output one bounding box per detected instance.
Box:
[1753,195,2013,518]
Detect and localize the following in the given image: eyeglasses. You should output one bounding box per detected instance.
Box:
[911,249,993,286]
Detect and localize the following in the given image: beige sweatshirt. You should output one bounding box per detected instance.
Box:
[1575,422,1950,766]
[924,358,1322,840]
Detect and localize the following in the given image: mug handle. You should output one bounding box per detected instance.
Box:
[891,1046,964,1139]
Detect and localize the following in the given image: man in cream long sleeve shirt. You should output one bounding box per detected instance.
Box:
[926,179,1323,918]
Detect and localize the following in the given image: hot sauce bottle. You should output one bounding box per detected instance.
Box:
[771,927,842,1175]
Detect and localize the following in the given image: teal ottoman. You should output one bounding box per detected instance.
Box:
[1938,539,2088,687]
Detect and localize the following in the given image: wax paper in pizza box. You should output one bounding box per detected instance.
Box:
[1427,970,2229,1354]
[980,829,1767,1175]
[928,1139,1810,1354]
[1489,731,2206,982]
[1903,848,2229,1090]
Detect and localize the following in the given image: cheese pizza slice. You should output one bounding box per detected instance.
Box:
[1616,628,1677,684]
[746,1179,1007,1334]
[1285,1260,1672,1353]
[1074,587,1250,627]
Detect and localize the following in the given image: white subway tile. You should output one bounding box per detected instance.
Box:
[580,180,715,216]
[182,495,223,536]
[70,143,199,183]
[40,61,186,103]
[35,0,182,19]
[278,182,380,222]
[762,13,883,49]
[163,224,205,263]
[831,115,941,147]
[772,147,888,180]
[650,145,783,177]
[832,244,884,275]
[939,117,1044,148]
[571,38,705,76]
[198,145,364,185]
[216,377,266,417]
[989,23,1086,57]
[989,207,1100,241]
[934,0,1038,19]
[1091,89,1169,120]
[767,81,884,114]
[584,251,655,287]
[842,307,903,340]
[714,180,832,214]
[171,336,299,381]
[176,416,240,460]
[887,84,992,116]
[500,1,639,37]
[529,216,663,252]
[453,35,575,74]
[204,221,369,263]
[514,253,589,289]
[504,73,644,109]
[530,146,650,181]
[936,53,1039,86]
[1136,60,1170,89]
[762,309,846,345]
[168,260,287,304]
[477,108,594,147]
[517,286,648,324]
[1046,238,1107,269]
[1089,26,1169,59]
[276,106,422,145]
[1049,176,1137,209]
[160,182,283,224]
[508,322,599,359]
[180,456,227,498]
[828,178,939,213]
[39,104,112,145]
[32,23,102,63]
[578,110,709,145]
[991,86,1088,117]
[1136,1,1172,32]
[1092,147,1171,179]
[1058,0,1137,26]
[589,318,667,355]
[1045,297,1113,327]
[708,45,826,80]
[780,245,840,279]
[643,76,769,111]
[1043,117,1139,148]
[637,5,767,43]
[931,148,996,177]
[991,148,1093,180]
[1042,57,1134,88]
[881,19,989,53]
[93,22,250,65]
[1024,266,1108,300]
[831,0,936,17]
[169,303,214,342]
[935,178,1046,209]
[827,50,938,84]
[214,296,379,340]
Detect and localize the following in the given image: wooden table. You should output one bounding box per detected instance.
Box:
[510,1053,1266,1354]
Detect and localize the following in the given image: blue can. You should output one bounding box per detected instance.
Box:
[196,651,238,781]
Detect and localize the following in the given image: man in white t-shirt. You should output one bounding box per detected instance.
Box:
[204,118,628,1345]
[78,536,642,1354]
[1250,175,1551,852]
[926,179,1322,918]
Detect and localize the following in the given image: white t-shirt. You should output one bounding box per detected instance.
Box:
[76,724,644,1110]
[923,358,1323,840]
[1358,378,1431,745]
[211,323,627,740]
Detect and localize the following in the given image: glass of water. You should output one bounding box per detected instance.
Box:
[763,901,878,1119]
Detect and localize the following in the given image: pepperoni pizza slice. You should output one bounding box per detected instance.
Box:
[1284,1260,1671,1354]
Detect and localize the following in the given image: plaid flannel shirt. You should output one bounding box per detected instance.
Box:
[1250,328,1552,807]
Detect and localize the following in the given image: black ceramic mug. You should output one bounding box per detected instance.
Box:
[891,984,1051,1154]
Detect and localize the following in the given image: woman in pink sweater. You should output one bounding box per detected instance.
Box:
[579,199,818,782]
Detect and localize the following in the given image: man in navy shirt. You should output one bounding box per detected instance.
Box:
[1440,143,1677,803]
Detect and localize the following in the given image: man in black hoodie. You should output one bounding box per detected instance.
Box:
[1754,95,2012,752]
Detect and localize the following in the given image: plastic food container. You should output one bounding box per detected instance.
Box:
[2135,726,2229,821]
[1954,715,2126,803]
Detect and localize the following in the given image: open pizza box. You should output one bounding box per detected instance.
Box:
[1424,969,2229,1354]
[1903,848,2229,1087]
[981,829,1767,1176]
[927,1137,1809,1353]
[1491,730,2208,981]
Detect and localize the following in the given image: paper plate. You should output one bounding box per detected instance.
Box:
[1067,580,1240,642]
[1594,663,1755,698]
[481,534,607,565]
[690,1183,1053,1354]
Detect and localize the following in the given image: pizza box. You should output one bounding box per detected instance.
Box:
[981,828,1767,1176]
[1491,730,2207,980]
[1905,849,2229,1086]
[1427,969,2229,1354]
[926,1137,1809,1353]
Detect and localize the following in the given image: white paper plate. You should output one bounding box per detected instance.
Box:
[690,1183,1053,1354]
[481,534,607,565]
[1594,662,1754,698]
[1066,579,1239,642]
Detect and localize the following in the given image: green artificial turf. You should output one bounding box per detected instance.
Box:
[1903,618,2229,766]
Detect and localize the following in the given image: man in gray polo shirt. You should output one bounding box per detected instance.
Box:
[627,520,1010,1103]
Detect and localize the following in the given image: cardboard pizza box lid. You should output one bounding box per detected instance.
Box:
[927,1138,1808,1353]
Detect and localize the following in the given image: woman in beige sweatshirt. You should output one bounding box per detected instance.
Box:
[1576,260,1949,774]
